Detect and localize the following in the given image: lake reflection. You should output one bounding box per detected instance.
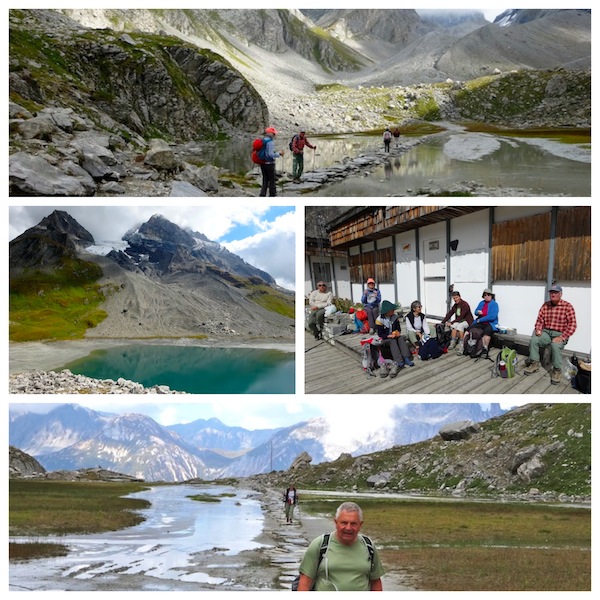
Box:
[59,345,295,394]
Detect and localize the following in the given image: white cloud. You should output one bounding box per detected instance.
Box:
[224,211,296,289]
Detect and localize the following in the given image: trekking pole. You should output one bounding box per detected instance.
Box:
[312,149,316,171]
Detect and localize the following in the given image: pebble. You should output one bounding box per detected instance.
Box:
[9,369,186,394]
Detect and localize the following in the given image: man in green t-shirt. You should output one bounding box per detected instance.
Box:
[297,501,384,591]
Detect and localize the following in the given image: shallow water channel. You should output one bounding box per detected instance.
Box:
[10,484,265,591]
[195,128,590,196]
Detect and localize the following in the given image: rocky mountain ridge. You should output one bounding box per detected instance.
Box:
[9,210,294,340]
[9,8,590,197]
[9,403,505,482]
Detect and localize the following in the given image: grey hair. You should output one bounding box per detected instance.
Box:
[335,501,363,521]
[410,300,422,311]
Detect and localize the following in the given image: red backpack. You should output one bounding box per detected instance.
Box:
[251,137,267,164]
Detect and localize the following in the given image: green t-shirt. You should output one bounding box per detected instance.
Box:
[299,533,385,591]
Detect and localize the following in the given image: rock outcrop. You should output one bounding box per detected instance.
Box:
[9,446,46,477]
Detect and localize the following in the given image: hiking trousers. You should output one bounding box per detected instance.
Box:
[529,328,566,369]
[292,153,304,179]
[380,335,411,364]
[308,308,326,335]
[364,305,379,331]
[260,162,277,196]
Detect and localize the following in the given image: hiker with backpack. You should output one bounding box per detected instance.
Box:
[375,300,414,377]
[291,129,316,183]
[361,277,381,334]
[254,126,284,197]
[460,288,499,358]
[383,128,392,152]
[296,502,384,591]
[392,127,401,147]
[523,284,577,385]
[283,484,299,524]
[405,300,432,346]
[440,290,474,352]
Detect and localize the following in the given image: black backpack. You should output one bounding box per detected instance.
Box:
[464,327,485,359]
[435,323,452,349]
[419,337,443,360]
[291,533,374,591]
[571,355,591,394]
[289,134,299,151]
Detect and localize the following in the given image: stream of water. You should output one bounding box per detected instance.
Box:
[9,484,265,591]
[193,128,590,196]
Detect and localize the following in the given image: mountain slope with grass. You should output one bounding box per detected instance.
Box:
[9,211,294,342]
[247,403,591,502]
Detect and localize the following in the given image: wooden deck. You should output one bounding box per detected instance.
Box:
[304,331,581,395]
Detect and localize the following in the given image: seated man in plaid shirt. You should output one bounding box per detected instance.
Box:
[524,284,577,384]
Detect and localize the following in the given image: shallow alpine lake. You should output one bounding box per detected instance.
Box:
[59,345,295,394]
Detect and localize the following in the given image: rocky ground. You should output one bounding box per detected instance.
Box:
[190,486,413,591]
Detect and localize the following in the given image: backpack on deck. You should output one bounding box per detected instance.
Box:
[464,327,486,359]
[494,346,518,378]
[419,337,443,360]
[355,310,370,334]
[291,533,374,591]
[251,137,267,164]
[571,355,591,394]
[435,323,452,350]
[289,134,299,151]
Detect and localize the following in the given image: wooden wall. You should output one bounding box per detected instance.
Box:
[492,206,591,282]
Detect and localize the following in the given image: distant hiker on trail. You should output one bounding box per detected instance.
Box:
[259,126,284,197]
[392,127,400,147]
[291,129,316,183]
[283,484,298,523]
[383,128,392,152]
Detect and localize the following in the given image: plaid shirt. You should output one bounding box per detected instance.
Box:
[534,299,577,339]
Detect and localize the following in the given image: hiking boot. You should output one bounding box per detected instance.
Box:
[448,339,457,350]
[389,363,402,378]
[523,360,540,375]
[455,343,464,355]
[404,357,415,367]
[550,368,562,385]
[313,331,322,341]
[379,366,389,378]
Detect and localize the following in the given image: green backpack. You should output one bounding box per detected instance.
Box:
[496,346,517,378]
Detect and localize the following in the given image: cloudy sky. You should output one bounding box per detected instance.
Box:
[9,205,297,290]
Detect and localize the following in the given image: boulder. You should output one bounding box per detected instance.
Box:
[439,420,481,441]
[290,451,312,470]
[10,152,91,196]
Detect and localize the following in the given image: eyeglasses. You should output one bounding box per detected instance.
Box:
[317,284,326,287]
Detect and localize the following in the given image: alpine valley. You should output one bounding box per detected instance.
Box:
[9,8,591,197]
[9,209,295,391]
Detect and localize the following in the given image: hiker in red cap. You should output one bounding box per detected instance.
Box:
[260,126,284,197]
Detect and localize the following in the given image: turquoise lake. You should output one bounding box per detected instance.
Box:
[59,345,295,394]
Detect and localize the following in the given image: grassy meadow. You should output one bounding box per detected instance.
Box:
[300,496,590,591]
[9,480,590,590]
[9,480,149,561]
